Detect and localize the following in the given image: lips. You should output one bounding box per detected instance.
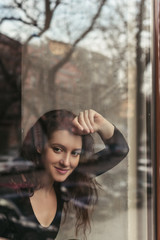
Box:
[54,167,69,175]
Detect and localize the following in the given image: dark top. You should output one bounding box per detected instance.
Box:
[0,187,63,240]
[0,128,129,240]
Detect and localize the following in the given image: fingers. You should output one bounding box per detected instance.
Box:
[84,110,94,133]
[88,109,95,128]
[73,109,95,134]
[72,117,84,132]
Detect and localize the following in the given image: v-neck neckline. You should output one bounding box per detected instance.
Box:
[29,190,58,229]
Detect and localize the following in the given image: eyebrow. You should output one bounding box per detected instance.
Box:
[51,143,82,152]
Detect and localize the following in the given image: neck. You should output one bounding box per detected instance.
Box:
[34,181,54,197]
[31,181,56,200]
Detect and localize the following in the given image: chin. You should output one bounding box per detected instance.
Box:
[53,174,70,183]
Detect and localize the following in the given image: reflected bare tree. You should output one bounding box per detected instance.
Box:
[0,0,108,148]
[0,0,151,151]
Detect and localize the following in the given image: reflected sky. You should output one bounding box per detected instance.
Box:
[0,0,129,55]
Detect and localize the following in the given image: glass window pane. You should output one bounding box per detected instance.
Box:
[0,0,155,240]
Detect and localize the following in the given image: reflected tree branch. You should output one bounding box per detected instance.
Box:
[14,0,39,25]
[73,0,107,47]
[47,0,107,82]
[0,17,35,26]
[24,0,61,46]
[38,0,61,36]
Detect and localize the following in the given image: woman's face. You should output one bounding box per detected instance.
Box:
[40,130,82,183]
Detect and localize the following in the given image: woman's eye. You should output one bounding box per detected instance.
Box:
[72,151,81,157]
[53,147,62,153]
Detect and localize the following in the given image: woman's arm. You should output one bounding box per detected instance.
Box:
[73,109,129,176]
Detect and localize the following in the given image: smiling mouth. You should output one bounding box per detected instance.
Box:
[54,167,69,175]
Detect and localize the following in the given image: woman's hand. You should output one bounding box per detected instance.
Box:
[72,109,114,140]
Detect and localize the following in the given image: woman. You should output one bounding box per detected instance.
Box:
[0,109,129,240]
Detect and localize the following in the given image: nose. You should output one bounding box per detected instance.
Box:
[59,153,70,167]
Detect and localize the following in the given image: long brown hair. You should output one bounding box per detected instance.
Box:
[21,109,98,237]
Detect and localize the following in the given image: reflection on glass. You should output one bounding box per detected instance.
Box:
[0,0,154,240]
